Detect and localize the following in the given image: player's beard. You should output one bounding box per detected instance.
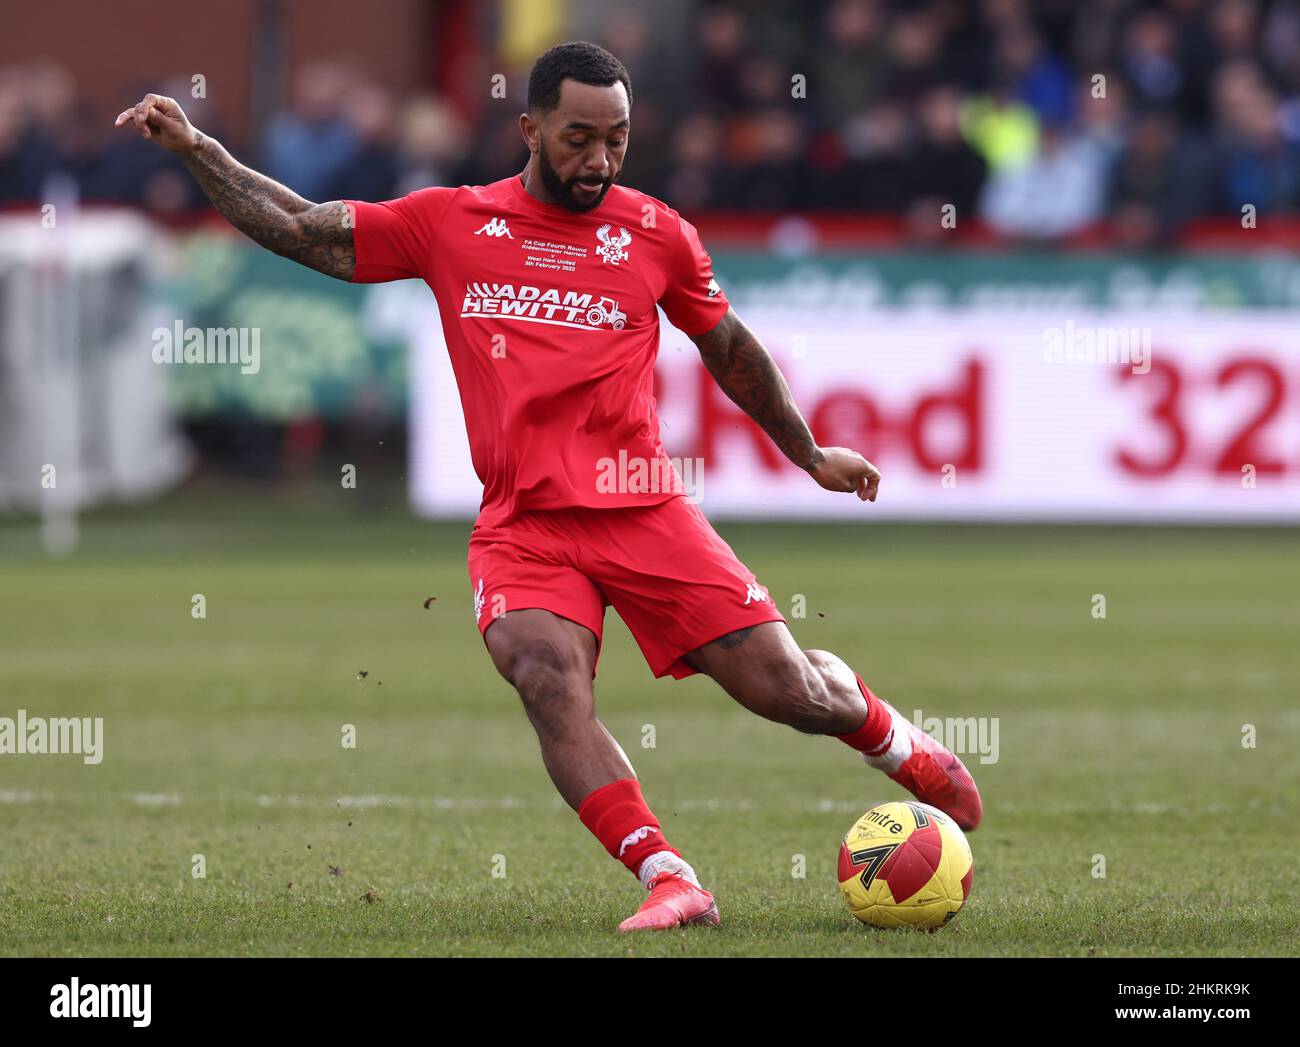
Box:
[537,140,615,212]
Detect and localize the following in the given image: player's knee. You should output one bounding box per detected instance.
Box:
[507,639,588,718]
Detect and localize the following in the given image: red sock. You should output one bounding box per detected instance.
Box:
[834,674,893,755]
[577,778,680,878]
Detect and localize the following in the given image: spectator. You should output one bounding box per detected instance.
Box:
[691,4,750,115]
[392,94,470,196]
[979,111,1114,240]
[325,86,399,203]
[664,112,732,210]
[830,100,910,212]
[881,9,946,103]
[901,86,988,230]
[961,82,1040,172]
[0,70,45,202]
[1121,11,1187,111]
[818,0,889,128]
[729,107,806,211]
[999,19,1076,126]
[1213,62,1300,214]
[1110,110,1217,247]
[262,62,359,202]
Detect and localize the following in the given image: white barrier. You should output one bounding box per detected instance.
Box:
[0,210,191,537]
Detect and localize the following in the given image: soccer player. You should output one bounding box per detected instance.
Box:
[116,41,981,932]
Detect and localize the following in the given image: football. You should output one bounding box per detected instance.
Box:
[838,800,974,930]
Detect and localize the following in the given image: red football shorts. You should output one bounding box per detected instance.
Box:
[467,496,786,679]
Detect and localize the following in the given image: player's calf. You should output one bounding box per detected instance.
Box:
[484,609,627,808]
[760,659,863,734]
[693,632,982,830]
[686,624,866,734]
[485,610,717,928]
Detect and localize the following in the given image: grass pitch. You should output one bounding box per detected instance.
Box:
[1,485,1297,956]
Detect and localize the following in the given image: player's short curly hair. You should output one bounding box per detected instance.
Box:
[527,41,633,114]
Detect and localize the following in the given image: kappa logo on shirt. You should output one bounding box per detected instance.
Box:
[472,577,485,620]
[475,217,514,239]
[595,224,632,265]
[743,582,769,606]
[707,277,721,298]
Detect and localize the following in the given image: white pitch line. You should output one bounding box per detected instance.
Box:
[250,794,530,811]
[130,793,183,807]
[0,790,1290,818]
[0,789,56,804]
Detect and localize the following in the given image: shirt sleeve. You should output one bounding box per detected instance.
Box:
[657,215,730,337]
[345,187,456,283]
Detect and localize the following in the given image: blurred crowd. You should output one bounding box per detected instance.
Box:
[0,61,474,221]
[3,0,1300,244]
[630,0,1300,244]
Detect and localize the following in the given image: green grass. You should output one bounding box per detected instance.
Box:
[1,484,1297,956]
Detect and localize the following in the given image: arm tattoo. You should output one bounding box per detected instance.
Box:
[713,625,758,650]
[691,308,823,470]
[180,135,356,280]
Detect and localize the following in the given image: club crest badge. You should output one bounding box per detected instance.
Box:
[595,224,632,265]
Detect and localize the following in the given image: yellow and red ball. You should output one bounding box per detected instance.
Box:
[838,800,973,930]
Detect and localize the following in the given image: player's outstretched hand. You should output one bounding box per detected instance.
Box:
[809,446,881,502]
[113,94,199,154]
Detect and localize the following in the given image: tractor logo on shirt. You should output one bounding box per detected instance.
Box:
[595,224,631,265]
[585,297,627,330]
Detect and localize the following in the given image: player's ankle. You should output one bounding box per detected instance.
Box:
[637,850,702,890]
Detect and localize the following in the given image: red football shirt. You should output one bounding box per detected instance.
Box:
[346,175,729,526]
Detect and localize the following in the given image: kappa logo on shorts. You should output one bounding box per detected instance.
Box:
[473,578,485,621]
[618,825,658,856]
[743,582,769,605]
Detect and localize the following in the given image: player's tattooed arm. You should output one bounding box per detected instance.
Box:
[113,93,355,281]
[693,308,819,466]
[692,307,882,502]
[182,139,355,279]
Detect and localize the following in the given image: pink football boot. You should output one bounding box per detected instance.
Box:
[865,699,983,831]
[618,873,720,932]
